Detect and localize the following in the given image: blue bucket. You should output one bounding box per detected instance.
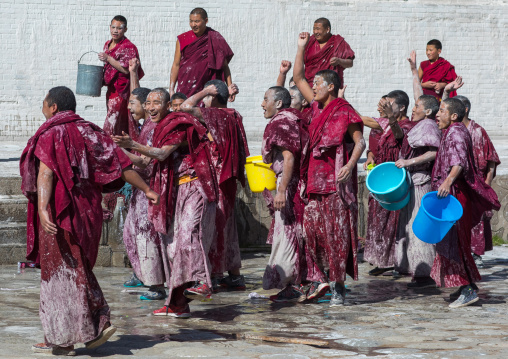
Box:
[412,191,463,244]
[366,162,410,211]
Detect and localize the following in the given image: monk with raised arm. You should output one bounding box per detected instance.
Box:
[169,8,234,99]
[294,32,365,307]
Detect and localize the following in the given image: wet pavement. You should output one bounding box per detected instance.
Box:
[1,247,508,359]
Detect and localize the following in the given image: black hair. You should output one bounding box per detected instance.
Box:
[131,87,151,104]
[427,39,442,50]
[386,90,410,114]
[112,15,127,27]
[289,86,304,102]
[418,95,440,118]
[454,95,471,115]
[148,88,171,104]
[171,92,188,102]
[314,17,331,30]
[315,70,341,95]
[204,80,229,105]
[190,7,208,19]
[268,86,291,109]
[443,98,466,122]
[46,86,76,113]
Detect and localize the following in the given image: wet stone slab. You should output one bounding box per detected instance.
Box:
[0,248,508,358]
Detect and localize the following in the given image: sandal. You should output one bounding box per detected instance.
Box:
[32,343,76,356]
[85,324,117,349]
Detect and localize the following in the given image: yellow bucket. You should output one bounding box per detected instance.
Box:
[245,155,277,193]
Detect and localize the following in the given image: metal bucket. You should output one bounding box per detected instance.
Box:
[76,51,103,97]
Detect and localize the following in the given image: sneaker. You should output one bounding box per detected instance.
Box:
[473,254,485,269]
[368,267,394,276]
[140,287,167,300]
[449,285,479,308]
[219,275,246,290]
[306,281,330,300]
[152,305,191,318]
[184,281,212,300]
[329,282,346,307]
[407,277,436,289]
[450,283,478,300]
[211,277,222,293]
[124,273,143,288]
[269,285,306,303]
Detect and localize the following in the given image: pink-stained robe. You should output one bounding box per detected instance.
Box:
[123,120,165,286]
[468,120,501,256]
[304,34,355,87]
[20,110,131,346]
[302,99,363,283]
[420,58,457,100]
[364,117,414,269]
[261,108,309,289]
[394,118,441,277]
[201,108,249,275]
[430,122,500,288]
[177,28,234,97]
[103,37,144,136]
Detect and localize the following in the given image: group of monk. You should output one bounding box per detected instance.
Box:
[19,7,501,356]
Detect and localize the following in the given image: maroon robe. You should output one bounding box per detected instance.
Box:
[20,110,131,346]
[364,117,414,268]
[200,107,249,274]
[177,28,234,97]
[420,58,457,100]
[304,34,355,87]
[430,122,500,288]
[467,120,501,255]
[103,37,144,136]
[301,98,362,283]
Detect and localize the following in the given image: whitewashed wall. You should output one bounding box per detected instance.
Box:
[1,0,507,144]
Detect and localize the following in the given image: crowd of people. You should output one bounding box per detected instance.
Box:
[20,8,501,356]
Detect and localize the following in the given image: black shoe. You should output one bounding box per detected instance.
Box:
[450,283,478,300]
[219,275,246,290]
[329,282,346,307]
[368,267,394,276]
[407,277,436,289]
[449,285,479,308]
[473,254,485,269]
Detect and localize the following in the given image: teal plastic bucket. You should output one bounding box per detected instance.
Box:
[366,162,410,211]
[76,51,103,97]
[412,191,463,244]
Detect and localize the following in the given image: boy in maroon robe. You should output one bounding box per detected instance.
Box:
[418,39,457,100]
[431,98,500,308]
[113,88,218,318]
[169,8,234,98]
[304,18,354,88]
[260,86,309,302]
[100,15,144,136]
[21,87,159,355]
[180,80,249,291]
[294,32,365,306]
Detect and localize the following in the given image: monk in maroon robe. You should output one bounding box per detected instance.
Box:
[21,87,158,355]
[418,39,457,100]
[169,8,234,98]
[99,15,144,136]
[294,32,365,307]
[431,98,500,308]
[304,18,354,88]
[180,80,249,290]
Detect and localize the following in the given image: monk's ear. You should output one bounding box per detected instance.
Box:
[302,98,309,107]
[425,108,432,117]
[328,82,335,94]
[450,112,458,122]
[275,99,283,110]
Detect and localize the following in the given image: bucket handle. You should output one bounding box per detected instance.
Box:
[78,51,100,64]
[370,171,412,205]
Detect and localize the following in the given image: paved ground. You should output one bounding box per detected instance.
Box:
[1,247,508,359]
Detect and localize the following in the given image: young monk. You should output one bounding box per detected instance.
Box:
[419,39,457,100]
[260,86,309,302]
[169,8,234,98]
[21,87,159,355]
[170,92,188,112]
[391,52,442,287]
[294,32,365,306]
[113,88,218,318]
[431,98,500,308]
[180,80,249,291]
[99,15,144,136]
[304,18,354,88]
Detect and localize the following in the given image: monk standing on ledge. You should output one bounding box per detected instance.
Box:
[169,8,235,99]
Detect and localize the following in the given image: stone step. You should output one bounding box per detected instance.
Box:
[0,221,26,246]
[0,177,22,196]
[0,244,27,264]
[0,195,27,222]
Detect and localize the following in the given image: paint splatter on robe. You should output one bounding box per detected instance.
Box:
[467,120,501,256]
[420,57,457,100]
[261,108,309,289]
[103,37,144,136]
[302,99,362,283]
[20,110,131,346]
[430,122,500,287]
[176,28,233,97]
[201,108,249,275]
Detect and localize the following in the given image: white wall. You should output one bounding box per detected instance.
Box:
[1,0,507,145]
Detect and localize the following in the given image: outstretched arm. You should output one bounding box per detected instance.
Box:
[169,40,182,97]
[112,132,179,162]
[276,60,292,87]
[37,161,57,235]
[293,32,315,104]
[180,85,220,120]
[395,148,437,168]
[121,148,151,169]
[336,123,366,183]
[408,51,423,102]
[442,76,464,100]
[129,58,141,93]
[121,167,159,205]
